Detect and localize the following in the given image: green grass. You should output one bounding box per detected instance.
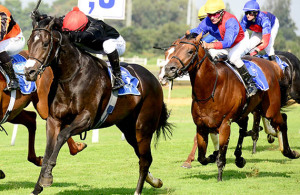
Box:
[0,85,300,195]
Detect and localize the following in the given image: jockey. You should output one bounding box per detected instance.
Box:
[62,7,125,90]
[241,0,279,61]
[188,0,257,96]
[0,5,25,91]
[198,5,216,43]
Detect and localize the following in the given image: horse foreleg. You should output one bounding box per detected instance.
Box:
[196,127,210,165]
[181,135,197,168]
[217,119,231,181]
[274,113,300,159]
[250,112,262,154]
[39,113,91,188]
[66,137,87,155]
[234,116,248,168]
[10,110,43,166]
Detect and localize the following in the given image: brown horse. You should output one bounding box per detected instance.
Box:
[180,51,300,168]
[24,17,172,194]
[160,33,299,181]
[0,51,86,179]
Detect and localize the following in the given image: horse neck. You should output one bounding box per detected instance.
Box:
[54,41,84,81]
[189,57,218,98]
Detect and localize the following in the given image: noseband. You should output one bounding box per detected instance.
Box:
[170,41,208,78]
[28,28,62,76]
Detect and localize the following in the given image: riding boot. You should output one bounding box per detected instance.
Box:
[0,51,20,92]
[268,55,276,62]
[237,64,257,97]
[107,50,125,90]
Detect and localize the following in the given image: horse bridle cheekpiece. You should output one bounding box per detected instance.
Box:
[28,23,62,76]
[171,40,207,78]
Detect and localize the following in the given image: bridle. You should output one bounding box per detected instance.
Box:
[28,27,62,76]
[170,41,208,79]
[169,39,218,102]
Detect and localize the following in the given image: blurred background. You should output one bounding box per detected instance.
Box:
[3,0,300,65]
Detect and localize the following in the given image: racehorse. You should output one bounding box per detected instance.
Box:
[180,50,300,168]
[160,33,299,181]
[0,50,86,179]
[244,50,300,153]
[24,17,172,195]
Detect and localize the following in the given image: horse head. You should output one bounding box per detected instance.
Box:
[25,17,63,81]
[159,33,206,85]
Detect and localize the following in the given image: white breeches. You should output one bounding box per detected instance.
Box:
[208,33,250,68]
[248,18,279,56]
[103,35,126,56]
[0,32,25,56]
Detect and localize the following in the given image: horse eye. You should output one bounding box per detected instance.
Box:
[43,42,49,47]
[188,50,194,55]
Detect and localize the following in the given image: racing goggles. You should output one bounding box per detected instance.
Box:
[245,11,257,16]
[207,11,223,19]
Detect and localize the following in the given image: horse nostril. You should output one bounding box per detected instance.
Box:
[170,66,177,72]
[28,70,36,77]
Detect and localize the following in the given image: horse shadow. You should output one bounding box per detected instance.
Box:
[57,187,171,195]
[0,181,172,194]
[181,169,292,181]
[0,181,78,191]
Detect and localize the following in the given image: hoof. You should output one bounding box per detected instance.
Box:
[181,162,192,169]
[0,170,5,179]
[267,134,275,143]
[146,172,163,188]
[39,175,53,187]
[292,150,300,159]
[235,157,246,168]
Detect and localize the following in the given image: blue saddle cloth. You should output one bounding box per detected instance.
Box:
[108,66,140,96]
[11,54,37,94]
[258,54,288,71]
[243,60,269,91]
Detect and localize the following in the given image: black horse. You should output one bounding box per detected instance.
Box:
[246,51,300,153]
[24,17,172,195]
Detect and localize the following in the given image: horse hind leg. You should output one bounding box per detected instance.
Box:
[275,113,300,159]
[10,110,43,166]
[66,137,87,155]
[234,116,248,168]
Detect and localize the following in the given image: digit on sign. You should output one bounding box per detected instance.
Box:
[99,0,115,9]
[89,1,95,14]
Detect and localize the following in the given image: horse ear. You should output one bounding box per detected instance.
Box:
[196,32,203,42]
[47,18,56,30]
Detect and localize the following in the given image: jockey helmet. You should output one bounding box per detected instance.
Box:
[205,0,225,14]
[243,0,260,12]
[198,6,207,20]
[62,7,88,31]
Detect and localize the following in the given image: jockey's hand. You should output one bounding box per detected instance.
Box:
[250,48,260,56]
[185,30,190,37]
[202,41,214,49]
[63,31,77,42]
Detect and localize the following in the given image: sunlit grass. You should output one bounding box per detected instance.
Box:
[0,85,299,194]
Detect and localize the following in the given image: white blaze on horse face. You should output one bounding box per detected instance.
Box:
[34,34,40,42]
[158,47,175,81]
[25,59,37,68]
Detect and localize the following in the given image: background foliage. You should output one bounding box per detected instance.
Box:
[1,0,300,58]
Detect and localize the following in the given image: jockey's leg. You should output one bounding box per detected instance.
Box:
[107,49,125,90]
[0,51,20,91]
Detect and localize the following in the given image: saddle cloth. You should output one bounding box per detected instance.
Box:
[258,54,288,71]
[225,60,269,91]
[107,65,140,96]
[10,54,37,94]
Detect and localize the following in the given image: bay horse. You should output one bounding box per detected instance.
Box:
[180,50,300,168]
[0,51,86,179]
[245,51,300,153]
[160,33,299,181]
[24,17,172,195]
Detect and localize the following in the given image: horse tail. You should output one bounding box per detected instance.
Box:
[154,102,174,148]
